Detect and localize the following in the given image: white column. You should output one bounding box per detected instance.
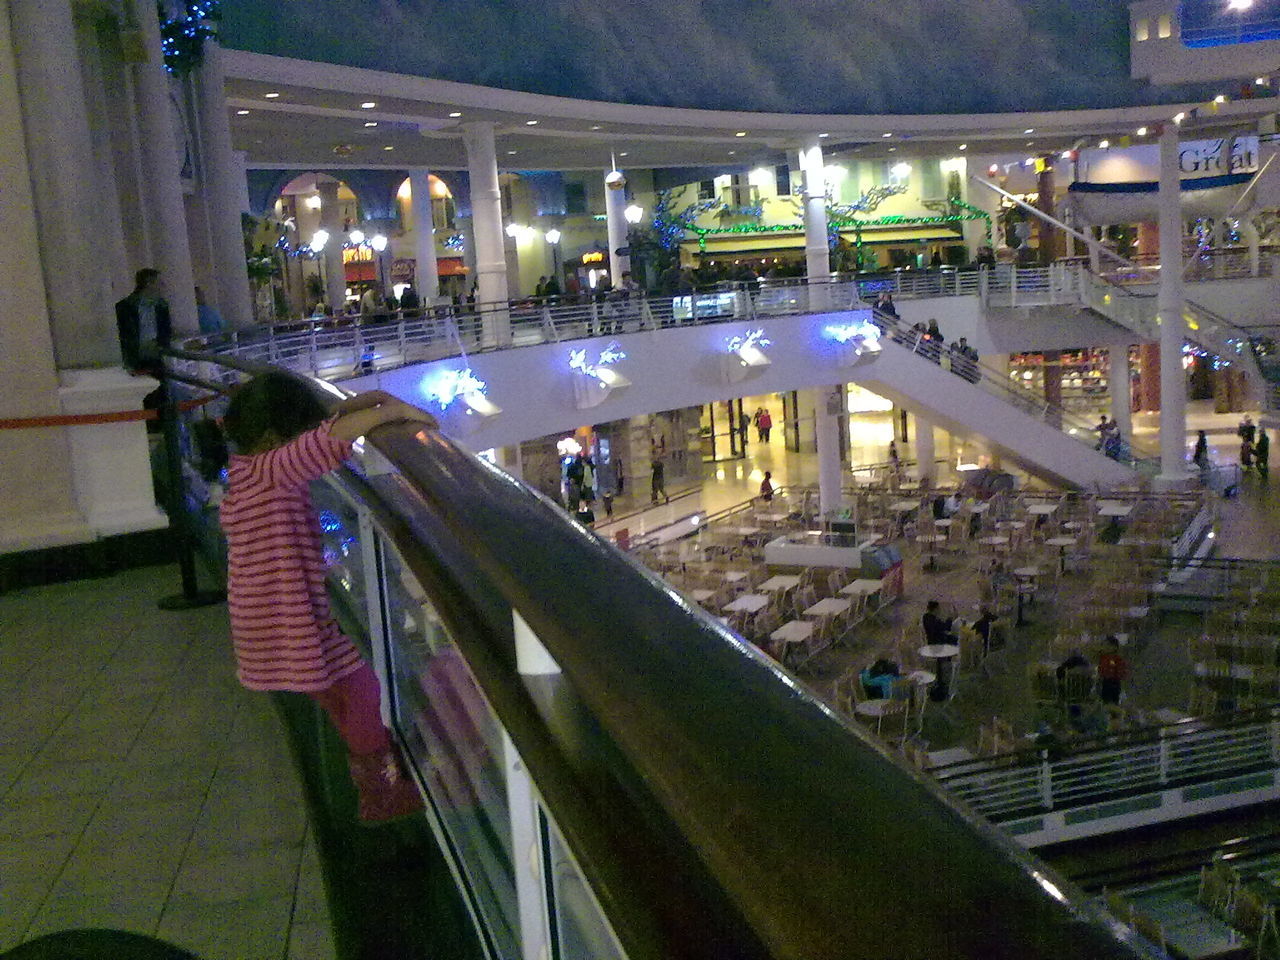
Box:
[462,121,510,344]
[9,0,116,366]
[126,0,198,336]
[1109,346,1132,441]
[232,150,251,213]
[914,414,936,483]
[0,0,88,551]
[195,38,254,329]
[604,169,631,285]
[816,385,844,516]
[1157,125,1188,478]
[318,180,346,313]
[409,168,441,302]
[796,140,831,308]
[1241,217,1261,278]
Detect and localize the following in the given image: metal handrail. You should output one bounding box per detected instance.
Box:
[165,344,1161,959]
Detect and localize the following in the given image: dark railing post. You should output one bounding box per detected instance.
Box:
[156,369,225,611]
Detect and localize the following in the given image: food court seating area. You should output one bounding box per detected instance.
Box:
[1104,854,1280,959]
[632,480,1237,770]
[1190,565,1280,714]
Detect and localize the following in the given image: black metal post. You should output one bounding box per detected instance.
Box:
[157,371,225,611]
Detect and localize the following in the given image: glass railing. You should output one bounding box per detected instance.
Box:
[161,346,1163,960]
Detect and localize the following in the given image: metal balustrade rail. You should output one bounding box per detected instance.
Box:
[160,346,1162,960]
[935,708,1280,826]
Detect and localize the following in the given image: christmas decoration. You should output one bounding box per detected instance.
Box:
[159,1,221,76]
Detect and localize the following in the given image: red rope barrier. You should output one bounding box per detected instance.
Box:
[0,393,217,430]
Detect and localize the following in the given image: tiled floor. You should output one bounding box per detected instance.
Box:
[0,566,331,959]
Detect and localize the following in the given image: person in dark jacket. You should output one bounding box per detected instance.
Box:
[1256,429,1270,479]
[116,268,172,375]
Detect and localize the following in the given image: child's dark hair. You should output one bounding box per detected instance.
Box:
[223,371,329,452]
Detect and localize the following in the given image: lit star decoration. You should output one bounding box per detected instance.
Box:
[825,320,882,348]
[422,368,488,409]
[725,329,772,353]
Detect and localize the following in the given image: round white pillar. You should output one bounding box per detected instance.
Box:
[604,169,631,286]
[462,121,511,344]
[1157,126,1188,478]
[1109,346,1132,441]
[795,140,831,308]
[816,385,845,517]
[409,169,441,303]
[9,0,117,366]
[914,414,936,482]
[318,180,346,313]
[195,38,254,329]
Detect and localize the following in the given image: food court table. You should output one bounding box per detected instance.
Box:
[1045,535,1077,574]
[804,597,852,618]
[723,593,770,614]
[759,574,802,593]
[1012,566,1041,626]
[1097,500,1134,518]
[770,619,814,648]
[1026,503,1058,517]
[918,643,960,700]
[690,589,715,604]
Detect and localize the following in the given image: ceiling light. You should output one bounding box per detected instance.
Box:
[370,234,388,252]
[264,92,280,99]
[449,111,462,118]
[890,162,912,179]
[959,143,967,150]
[888,147,897,152]
[383,145,394,151]
[1026,141,1035,146]
[988,164,999,175]
[505,223,523,238]
[348,229,365,245]
[1174,112,1187,123]
[526,119,539,125]
[545,229,561,244]
[507,150,517,155]
[591,125,602,130]
[728,150,736,155]
[305,195,322,210]
[235,109,249,115]
[818,133,830,138]
[1100,139,1110,148]
[1025,128,1035,134]
[1024,157,1036,167]
[361,101,376,109]
[1137,126,1149,136]
[619,151,629,157]
[310,229,329,250]
[1257,76,1269,85]
[1061,150,1072,159]
[735,131,747,137]
[1228,0,1254,10]
[364,121,378,127]
[1214,94,1227,103]
[882,132,892,138]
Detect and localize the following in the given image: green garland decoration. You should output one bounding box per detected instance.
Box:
[159,1,221,76]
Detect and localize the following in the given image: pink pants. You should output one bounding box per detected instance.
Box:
[310,663,390,755]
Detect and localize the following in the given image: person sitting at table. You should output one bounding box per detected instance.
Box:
[859,658,901,699]
[922,600,956,646]
[973,606,1003,654]
[759,470,774,502]
[1096,635,1129,705]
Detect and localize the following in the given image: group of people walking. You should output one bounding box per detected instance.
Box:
[1191,417,1270,478]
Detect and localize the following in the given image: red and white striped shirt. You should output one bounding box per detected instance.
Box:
[220,420,363,692]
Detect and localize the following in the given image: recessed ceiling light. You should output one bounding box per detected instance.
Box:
[735,131,747,137]
[236,109,249,116]
[818,132,830,138]
[619,151,628,156]
[958,143,967,150]
[361,101,376,109]
[364,121,378,127]
[888,147,897,152]
[449,111,462,118]
[1137,126,1148,136]
[1174,111,1187,123]
[728,150,736,155]
[1214,94,1227,103]
[507,150,517,155]
[383,145,394,151]
[264,92,280,99]
[526,119,539,125]
[1024,128,1035,134]
[882,132,892,138]
[1026,140,1035,146]
[1100,139,1110,148]
[1061,150,1073,159]
[590,125,602,130]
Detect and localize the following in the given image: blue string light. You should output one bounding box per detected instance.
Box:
[160,1,222,75]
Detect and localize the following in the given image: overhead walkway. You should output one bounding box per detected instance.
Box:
[150,347,1164,960]
[198,273,1148,490]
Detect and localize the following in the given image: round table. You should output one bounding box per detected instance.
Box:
[1012,567,1041,626]
[1045,536,1077,574]
[918,643,960,700]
